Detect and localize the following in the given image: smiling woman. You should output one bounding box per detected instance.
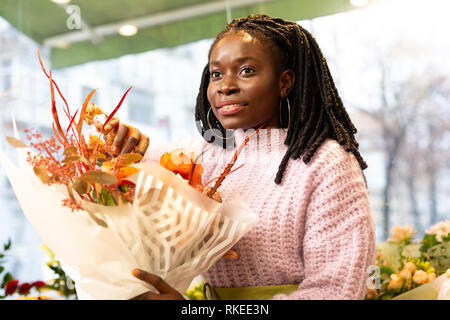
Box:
[137,13,376,300]
[207,31,294,130]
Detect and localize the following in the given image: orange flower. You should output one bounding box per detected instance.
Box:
[116,166,140,184]
[160,149,204,187]
[413,270,428,284]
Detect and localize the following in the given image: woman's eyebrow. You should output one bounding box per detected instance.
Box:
[235,56,257,63]
[210,56,257,66]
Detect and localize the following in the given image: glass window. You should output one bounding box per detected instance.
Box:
[127,88,154,125]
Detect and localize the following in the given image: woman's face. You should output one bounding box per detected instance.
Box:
[207,31,293,130]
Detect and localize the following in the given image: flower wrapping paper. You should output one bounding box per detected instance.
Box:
[0,149,258,299]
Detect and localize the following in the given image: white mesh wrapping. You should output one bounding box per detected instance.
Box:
[0,150,258,300]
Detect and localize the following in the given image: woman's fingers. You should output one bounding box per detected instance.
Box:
[112,124,130,156]
[131,269,185,300]
[120,128,141,155]
[132,269,174,294]
[135,134,149,156]
[96,121,149,157]
[93,114,119,135]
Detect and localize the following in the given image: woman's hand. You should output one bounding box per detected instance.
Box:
[102,124,150,157]
[86,102,149,157]
[130,268,185,300]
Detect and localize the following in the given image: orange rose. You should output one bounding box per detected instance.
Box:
[160,149,204,187]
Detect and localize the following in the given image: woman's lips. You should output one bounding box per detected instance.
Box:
[218,104,246,115]
[217,102,247,116]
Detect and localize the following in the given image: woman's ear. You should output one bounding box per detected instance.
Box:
[279,69,295,98]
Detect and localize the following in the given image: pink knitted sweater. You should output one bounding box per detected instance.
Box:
[143,128,376,300]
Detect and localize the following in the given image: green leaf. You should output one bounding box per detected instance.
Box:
[6,136,28,148]
[420,234,439,253]
[0,266,4,274]
[88,212,108,228]
[99,188,106,205]
[442,234,450,242]
[78,170,117,185]
[380,265,395,275]
[3,239,11,251]
[1,273,13,288]
[48,265,61,274]
[62,155,81,163]
[115,153,142,167]
[72,179,91,195]
[105,192,117,206]
[33,167,51,184]
[63,146,78,156]
[100,188,117,206]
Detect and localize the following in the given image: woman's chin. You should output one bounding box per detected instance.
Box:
[218,120,246,130]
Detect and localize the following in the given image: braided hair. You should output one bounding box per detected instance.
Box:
[195,14,368,185]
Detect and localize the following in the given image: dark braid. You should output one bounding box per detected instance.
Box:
[195,14,368,185]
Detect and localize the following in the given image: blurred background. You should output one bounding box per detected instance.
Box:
[0,0,449,289]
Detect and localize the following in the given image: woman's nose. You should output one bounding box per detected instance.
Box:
[218,76,239,95]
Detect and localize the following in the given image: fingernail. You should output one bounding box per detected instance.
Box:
[132,269,141,277]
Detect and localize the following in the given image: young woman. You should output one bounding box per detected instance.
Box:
[128,14,376,300]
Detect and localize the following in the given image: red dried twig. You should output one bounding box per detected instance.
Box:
[199,163,245,192]
[49,71,67,143]
[52,122,65,145]
[101,87,132,134]
[77,89,96,137]
[38,48,71,118]
[206,124,265,198]
[92,87,132,166]
[43,144,58,163]
[66,108,80,134]
[38,48,81,147]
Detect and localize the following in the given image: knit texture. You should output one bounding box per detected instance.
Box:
[143,128,376,300]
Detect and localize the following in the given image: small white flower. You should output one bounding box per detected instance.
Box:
[426,220,450,242]
[413,270,428,284]
[387,224,415,243]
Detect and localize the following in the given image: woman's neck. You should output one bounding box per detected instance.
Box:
[233,127,288,154]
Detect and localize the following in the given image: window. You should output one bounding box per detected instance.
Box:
[127,88,154,125]
[1,58,12,91]
[2,74,11,91]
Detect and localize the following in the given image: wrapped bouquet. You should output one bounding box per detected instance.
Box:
[0,52,259,299]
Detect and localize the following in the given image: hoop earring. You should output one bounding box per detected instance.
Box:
[206,106,233,140]
[287,98,291,129]
[279,98,291,130]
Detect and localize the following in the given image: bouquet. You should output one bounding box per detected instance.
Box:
[366,221,450,300]
[0,51,259,299]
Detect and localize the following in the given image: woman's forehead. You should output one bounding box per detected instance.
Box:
[210,31,276,62]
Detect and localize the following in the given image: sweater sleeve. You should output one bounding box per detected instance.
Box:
[273,145,376,300]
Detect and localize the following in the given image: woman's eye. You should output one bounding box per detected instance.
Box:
[240,67,255,75]
[210,71,221,78]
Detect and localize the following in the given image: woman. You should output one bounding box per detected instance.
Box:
[126,14,375,300]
